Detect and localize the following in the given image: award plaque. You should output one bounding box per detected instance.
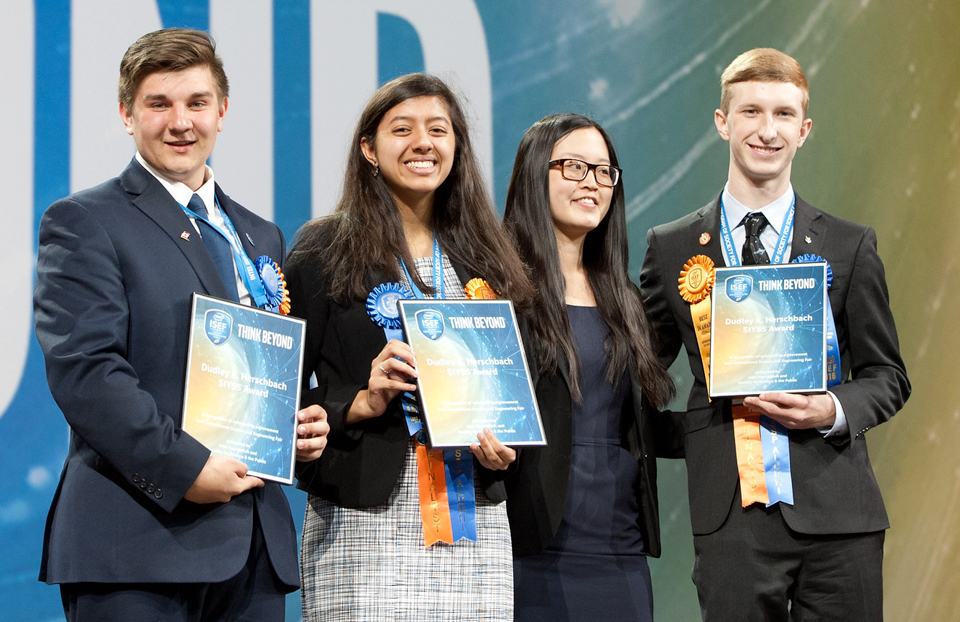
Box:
[398,299,545,448]
[709,263,828,397]
[181,293,306,484]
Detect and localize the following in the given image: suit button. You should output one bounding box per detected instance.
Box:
[147,484,155,493]
[139,481,148,489]
[154,489,163,499]
[132,473,141,484]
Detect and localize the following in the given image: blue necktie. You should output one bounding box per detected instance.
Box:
[188,194,240,302]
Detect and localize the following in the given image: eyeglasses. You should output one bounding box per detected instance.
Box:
[548,158,621,187]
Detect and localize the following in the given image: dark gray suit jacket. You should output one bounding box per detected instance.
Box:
[34,159,299,587]
[640,194,910,536]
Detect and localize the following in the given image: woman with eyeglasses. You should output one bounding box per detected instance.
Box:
[285,73,533,621]
[502,114,675,621]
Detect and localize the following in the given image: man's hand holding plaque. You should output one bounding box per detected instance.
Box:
[743,391,837,430]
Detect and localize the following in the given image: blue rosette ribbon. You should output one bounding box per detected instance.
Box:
[793,253,833,289]
[366,282,414,333]
[366,282,422,436]
[254,255,290,314]
[792,254,840,387]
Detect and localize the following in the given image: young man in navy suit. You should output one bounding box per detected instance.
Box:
[640,48,910,621]
[34,28,328,622]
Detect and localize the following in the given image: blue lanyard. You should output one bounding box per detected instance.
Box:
[392,233,443,440]
[180,196,269,307]
[719,194,795,266]
[398,234,444,300]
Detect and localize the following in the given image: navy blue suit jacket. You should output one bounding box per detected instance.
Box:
[34,159,299,587]
[640,195,910,537]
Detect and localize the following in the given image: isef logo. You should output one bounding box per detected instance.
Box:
[416,309,445,341]
[204,310,233,345]
[725,275,753,303]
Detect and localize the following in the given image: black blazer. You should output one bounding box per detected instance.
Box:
[33,159,298,587]
[286,240,508,507]
[504,337,662,559]
[639,194,910,536]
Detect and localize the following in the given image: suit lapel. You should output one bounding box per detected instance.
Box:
[694,197,726,266]
[217,185,263,265]
[789,195,826,261]
[120,160,232,300]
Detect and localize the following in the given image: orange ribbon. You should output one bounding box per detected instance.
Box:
[732,404,769,506]
[465,278,498,299]
[678,255,716,392]
[275,264,291,315]
[679,256,766,506]
[410,276,494,546]
[416,444,454,546]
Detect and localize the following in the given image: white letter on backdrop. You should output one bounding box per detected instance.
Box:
[0,3,34,418]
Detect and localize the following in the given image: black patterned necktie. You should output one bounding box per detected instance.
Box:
[188,193,240,302]
[741,212,771,265]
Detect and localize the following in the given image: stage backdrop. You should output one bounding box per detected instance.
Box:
[2,1,957,620]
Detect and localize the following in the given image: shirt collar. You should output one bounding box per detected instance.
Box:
[135,152,217,213]
[721,182,794,235]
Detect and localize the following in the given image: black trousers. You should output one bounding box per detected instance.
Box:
[60,514,288,622]
[692,487,884,622]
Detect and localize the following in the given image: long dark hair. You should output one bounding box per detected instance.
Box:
[503,114,673,407]
[288,73,532,308]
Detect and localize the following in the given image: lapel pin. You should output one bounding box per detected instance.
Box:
[804,236,812,244]
[699,232,711,246]
[246,232,255,246]
[180,231,191,241]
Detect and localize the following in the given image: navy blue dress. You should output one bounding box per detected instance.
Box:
[514,306,653,622]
